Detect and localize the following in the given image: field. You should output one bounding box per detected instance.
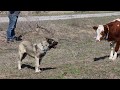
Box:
[0,11,115,16]
[0,14,120,79]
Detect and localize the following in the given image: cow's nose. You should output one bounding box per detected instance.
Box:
[96,40,100,42]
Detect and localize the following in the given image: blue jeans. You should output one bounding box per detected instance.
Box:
[7,14,18,40]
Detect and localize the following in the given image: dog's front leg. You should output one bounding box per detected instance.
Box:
[35,56,41,73]
[18,51,23,70]
[18,61,21,70]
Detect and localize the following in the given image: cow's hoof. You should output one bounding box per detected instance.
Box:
[111,58,116,61]
[109,57,113,60]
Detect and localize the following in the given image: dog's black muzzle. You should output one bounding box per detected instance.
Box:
[49,41,58,49]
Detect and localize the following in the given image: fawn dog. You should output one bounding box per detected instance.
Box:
[18,38,58,72]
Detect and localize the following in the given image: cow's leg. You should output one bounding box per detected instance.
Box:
[112,42,120,60]
[109,42,115,59]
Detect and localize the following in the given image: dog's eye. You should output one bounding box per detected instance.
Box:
[45,44,48,46]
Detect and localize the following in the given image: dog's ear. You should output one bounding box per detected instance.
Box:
[45,37,49,40]
[45,37,51,42]
[93,26,98,31]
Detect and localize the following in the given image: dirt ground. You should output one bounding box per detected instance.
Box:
[1,15,120,79]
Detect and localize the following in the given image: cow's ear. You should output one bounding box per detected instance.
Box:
[93,26,98,30]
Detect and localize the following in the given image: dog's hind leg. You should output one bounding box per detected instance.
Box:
[18,43,28,70]
[18,47,27,70]
[35,56,41,73]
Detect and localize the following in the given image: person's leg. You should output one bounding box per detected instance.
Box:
[7,14,18,41]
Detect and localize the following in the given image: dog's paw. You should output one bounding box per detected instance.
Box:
[35,69,41,73]
[18,66,22,70]
[18,67,22,70]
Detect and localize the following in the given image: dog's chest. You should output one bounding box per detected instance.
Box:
[26,45,46,58]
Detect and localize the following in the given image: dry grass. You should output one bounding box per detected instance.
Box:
[0,15,120,79]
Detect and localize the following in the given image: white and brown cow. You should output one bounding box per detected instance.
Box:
[93,18,120,60]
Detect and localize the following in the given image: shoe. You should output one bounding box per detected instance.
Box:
[14,35,22,41]
[7,39,14,43]
[7,35,22,43]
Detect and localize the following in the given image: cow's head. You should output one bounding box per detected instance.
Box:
[93,25,107,41]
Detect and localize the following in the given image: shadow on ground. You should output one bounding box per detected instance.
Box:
[21,64,56,71]
[94,53,120,61]
[94,55,109,61]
